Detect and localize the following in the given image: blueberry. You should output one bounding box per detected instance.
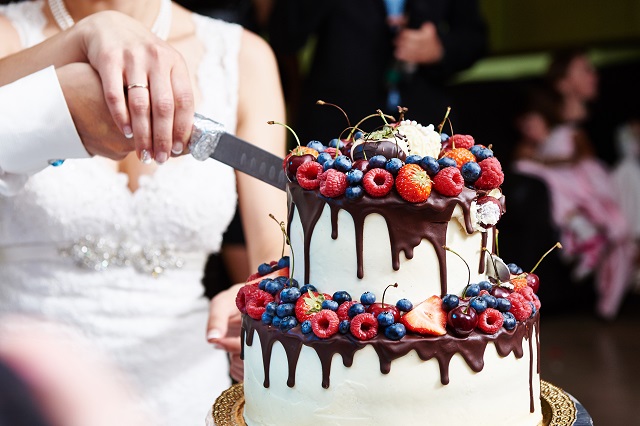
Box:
[377,311,395,327]
[345,186,364,200]
[334,155,352,172]
[507,263,523,275]
[469,145,483,157]
[502,312,516,330]
[258,278,272,291]
[346,169,364,185]
[442,294,460,311]
[280,287,301,303]
[385,158,403,175]
[419,156,440,176]
[321,299,339,311]
[271,316,282,328]
[437,157,457,169]
[276,303,295,318]
[529,302,537,317]
[469,296,488,313]
[475,147,494,161]
[261,312,273,325]
[478,280,493,291]
[481,294,497,309]
[306,140,325,152]
[329,138,345,149]
[257,262,273,276]
[360,291,376,305]
[286,278,299,288]
[265,280,284,295]
[274,276,290,287]
[332,291,352,305]
[265,301,278,317]
[277,256,290,269]
[323,159,335,171]
[464,284,481,298]
[279,315,298,331]
[348,303,366,318]
[384,323,407,340]
[461,161,481,183]
[368,155,387,169]
[396,298,413,312]
[317,152,333,165]
[496,297,512,312]
[405,154,422,165]
[440,133,450,142]
[339,320,351,334]
[299,284,317,294]
[353,131,364,140]
[301,320,313,334]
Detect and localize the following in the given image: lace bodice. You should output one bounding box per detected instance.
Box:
[0,2,243,424]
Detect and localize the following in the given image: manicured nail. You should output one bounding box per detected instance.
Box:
[155,151,168,164]
[207,329,222,341]
[140,149,153,164]
[171,142,184,155]
[123,125,133,139]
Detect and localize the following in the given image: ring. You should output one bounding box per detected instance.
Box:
[126,83,149,90]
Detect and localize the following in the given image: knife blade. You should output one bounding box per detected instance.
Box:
[189,113,287,191]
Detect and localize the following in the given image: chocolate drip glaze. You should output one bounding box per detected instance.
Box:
[244,313,540,412]
[288,184,477,295]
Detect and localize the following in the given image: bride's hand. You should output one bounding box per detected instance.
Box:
[75,11,193,163]
[207,283,244,381]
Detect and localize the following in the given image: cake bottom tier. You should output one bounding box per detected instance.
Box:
[242,315,542,426]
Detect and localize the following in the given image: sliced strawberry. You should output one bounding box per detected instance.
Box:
[235,284,258,314]
[350,313,378,340]
[245,266,290,286]
[245,290,275,320]
[295,291,331,323]
[477,308,503,334]
[336,300,359,321]
[400,295,447,336]
[311,309,340,338]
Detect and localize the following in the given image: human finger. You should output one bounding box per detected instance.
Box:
[207,284,243,343]
[213,336,242,354]
[97,57,134,139]
[229,353,244,382]
[125,76,153,163]
[170,60,194,156]
[148,65,174,164]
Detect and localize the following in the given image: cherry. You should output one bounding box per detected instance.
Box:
[352,159,370,173]
[283,151,315,181]
[490,286,511,299]
[447,305,478,337]
[366,283,400,323]
[526,273,540,293]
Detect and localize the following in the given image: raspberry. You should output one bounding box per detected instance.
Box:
[516,285,535,302]
[363,168,394,197]
[448,134,475,149]
[319,169,348,198]
[442,147,476,168]
[235,284,258,314]
[323,147,338,157]
[245,289,275,320]
[296,161,324,190]
[477,308,504,334]
[474,157,504,190]
[533,294,542,310]
[311,309,340,338]
[507,292,533,321]
[337,301,359,321]
[350,313,379,340]
[432,166,464,196]
[395,164,432,203]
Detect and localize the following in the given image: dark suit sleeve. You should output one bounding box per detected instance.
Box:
[268,0,336,54]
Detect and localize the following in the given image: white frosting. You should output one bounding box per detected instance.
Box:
[395,121,442,158]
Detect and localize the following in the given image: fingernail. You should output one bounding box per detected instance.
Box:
[207,329,222,341]
[140,149,153,164]
[213,344,224,350]
[171,142,184,155]
[124,125,133,139]
[155,151,168,164]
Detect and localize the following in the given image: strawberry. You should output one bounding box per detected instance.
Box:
[447,134,475,149]
[432,166,464,197]
[442,147,476,168]
[336,301,360,321]
[295,291,331,323]
[507,292,532,321]
[319,169,348,198]
[400,295,447,336]
[362,168,394,197]
[245,267,289,286]
[477,308,504,334]
[395,164,432,203]
[296,161,324,190]
[474,157,504,190]
[311,309,340,338]
[245,290,275,320]
[235,284,258,314]
[350,313,378,340]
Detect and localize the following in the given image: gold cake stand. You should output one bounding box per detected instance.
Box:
[212,381,587,426]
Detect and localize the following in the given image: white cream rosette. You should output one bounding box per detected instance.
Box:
[395,120,442,158]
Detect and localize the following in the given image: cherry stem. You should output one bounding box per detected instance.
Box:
[268,120,300,147]
[437,106,451,135]
[381,283,398,308]
[348,112,396,141]
[397,106,408,122]
[530,242,562,274]
[317,100,351,128]
[494,228,500,258]
[444,246,471,296]
[269,214,294,283]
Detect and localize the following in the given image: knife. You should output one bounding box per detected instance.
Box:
[189,113,287,191]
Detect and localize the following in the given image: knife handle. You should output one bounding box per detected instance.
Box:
[189,113,225,161]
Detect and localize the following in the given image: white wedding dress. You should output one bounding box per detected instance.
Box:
[0,2,241,424]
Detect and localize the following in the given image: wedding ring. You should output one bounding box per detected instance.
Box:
[126,83,149,90]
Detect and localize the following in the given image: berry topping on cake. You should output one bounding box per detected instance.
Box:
[447,134,475,149]
[337,301,360,321]
[236,284,258,314]
[311,309,340,338]
[441,147,476,168]
[246,290,275,320]
[474,157,505,190]
[432,166,464,197]
[350,313,379,340]
[384,322,407,340]
[507,292,533,321]
[245,266,290,286]
[363,168,394,197]
[400,295,447,336]
[395,164,432,203]
[447,305,479,337]
[296,161,324,190]
[477,308,504,334]
[295,291,330,323]
[319,169,348,198]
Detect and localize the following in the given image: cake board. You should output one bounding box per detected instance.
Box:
[207,381,593,426]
